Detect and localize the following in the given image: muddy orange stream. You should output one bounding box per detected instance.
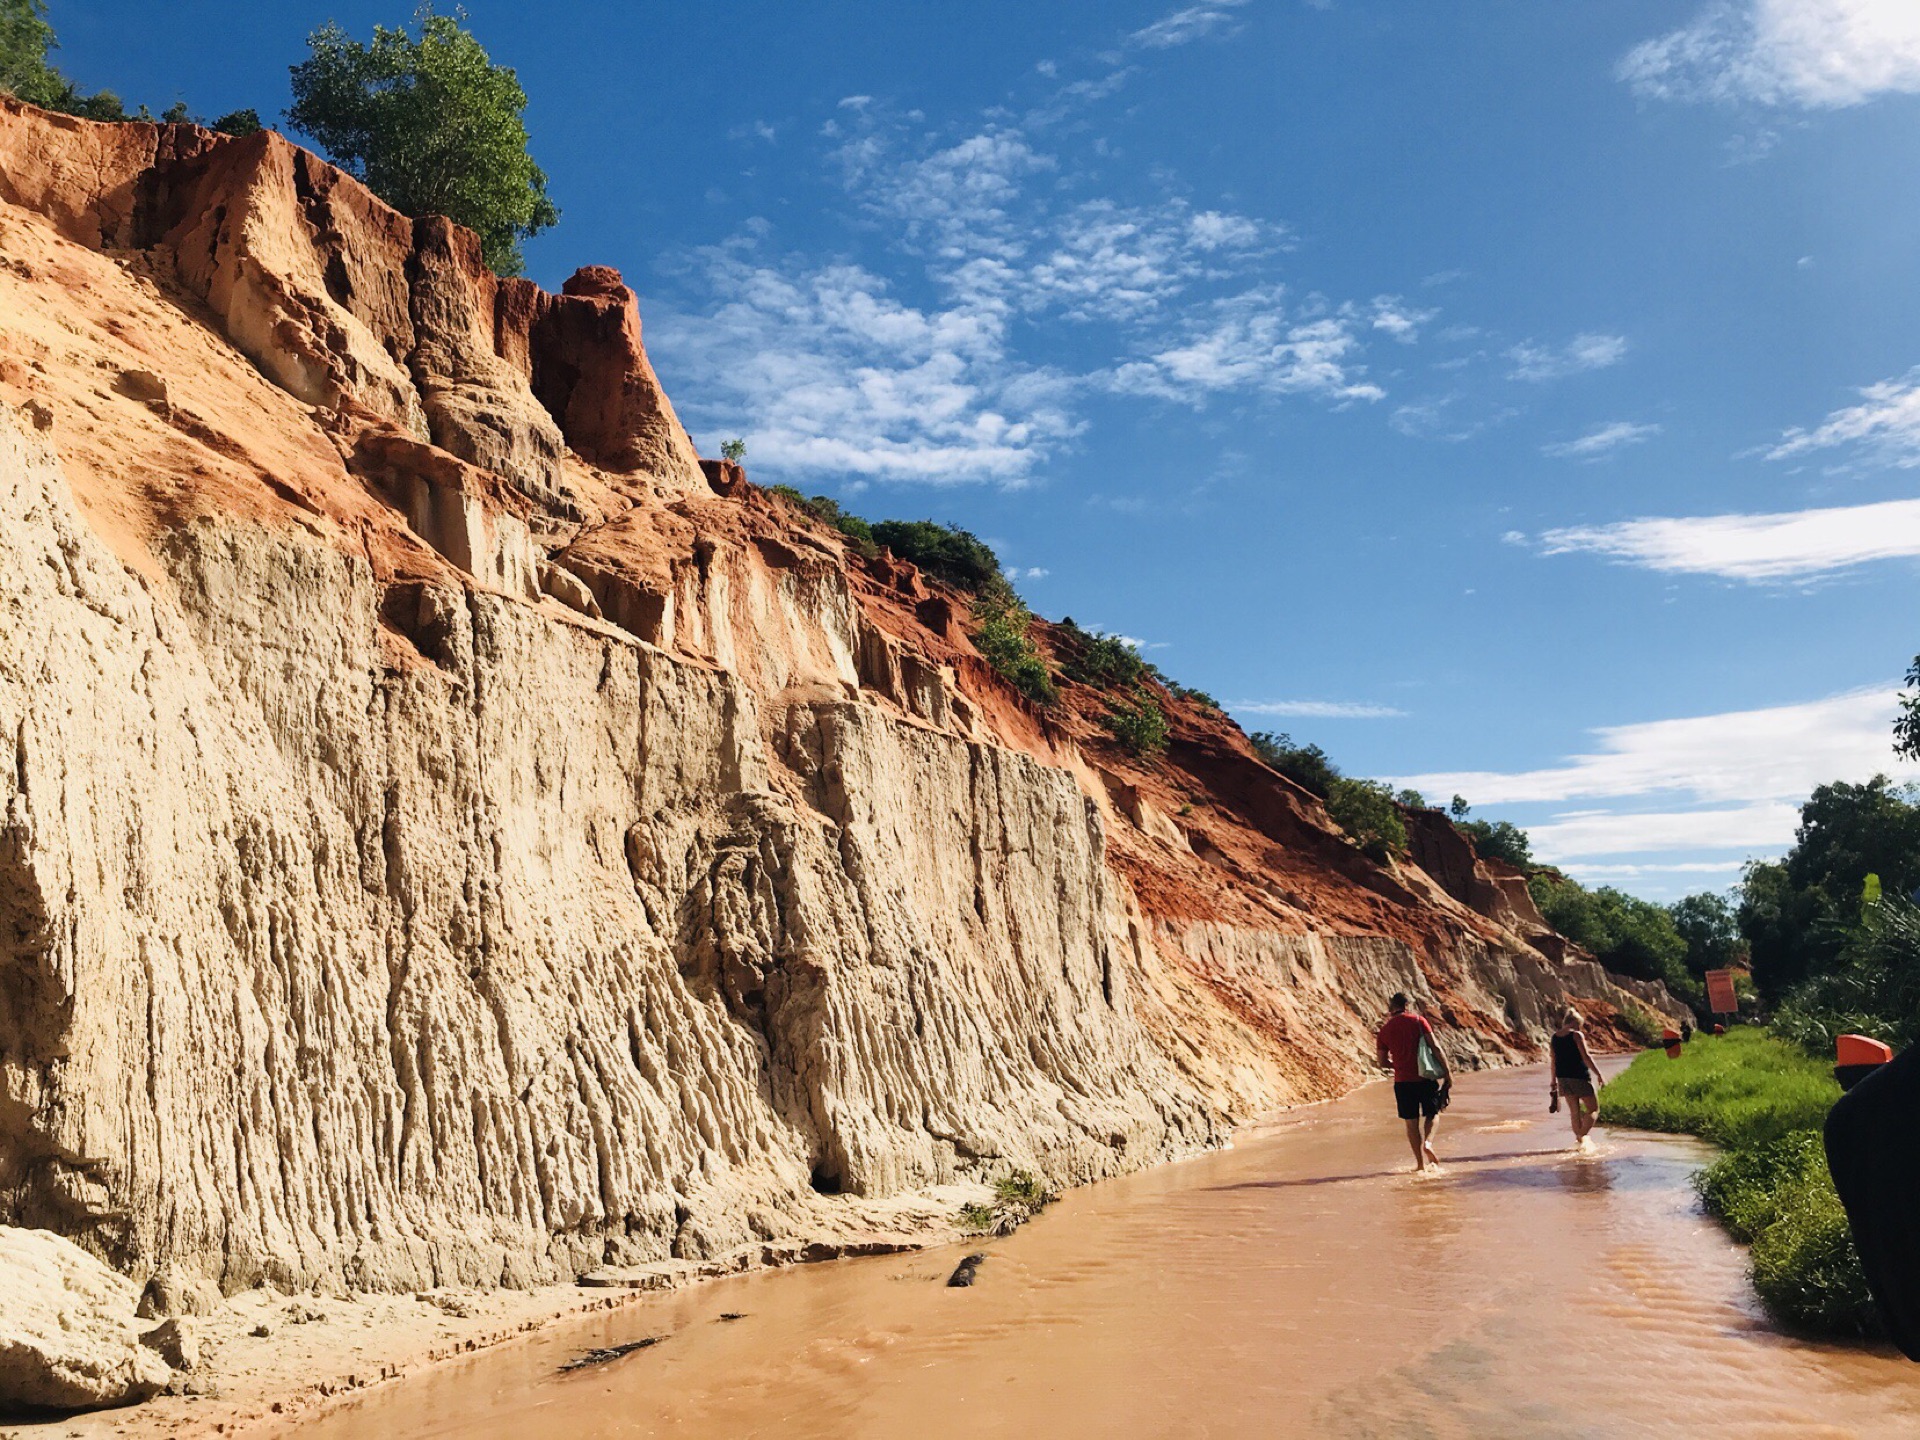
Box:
[296,1063,1918,1438]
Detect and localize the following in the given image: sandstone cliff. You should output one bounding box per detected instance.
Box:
[0,97,1679,1300]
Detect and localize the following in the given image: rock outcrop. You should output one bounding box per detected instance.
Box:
[0,94,1682,1313]
[0,1228,174,1411]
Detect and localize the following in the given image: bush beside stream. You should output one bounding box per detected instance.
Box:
[1601,1030,1878,1338]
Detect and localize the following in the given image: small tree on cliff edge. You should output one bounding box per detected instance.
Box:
[287,6,558,275]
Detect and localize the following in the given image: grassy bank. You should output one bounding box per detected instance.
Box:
[1600,1030,1876,1337]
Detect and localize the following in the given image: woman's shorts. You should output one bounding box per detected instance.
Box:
[1394,1079,1442,1119]
[1558,1077,1596,1102]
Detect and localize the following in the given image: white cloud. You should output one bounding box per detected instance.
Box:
[1189,210,1266,251]
[1399,686,1920,866]
[1526,804,1802,861]
[1507,333,1629,382]
[1110,287,1386,405]
[656,91,1410,484]
[1542,420,1662,460]
[1535,496,1920,579]
[1370,296,1438,343]
[1620,0,1920,109]
[1129,0,1251,50]
[1767,366,1920,469]
[1393,685,1913,815]
[658,246,1082,484]
[1561,861,1748,880]
[1230,700,1408,719]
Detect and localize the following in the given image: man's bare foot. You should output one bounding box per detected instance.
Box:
[1422,1143,1441,1166]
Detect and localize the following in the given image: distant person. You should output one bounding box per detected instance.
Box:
[1376,992,1452,1171]
[1680,1018,1694,1043]
[1550,1008,1604,1147]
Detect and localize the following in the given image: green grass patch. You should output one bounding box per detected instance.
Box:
[1602,1030,1875,1339]
[1599,1028,1839,1150]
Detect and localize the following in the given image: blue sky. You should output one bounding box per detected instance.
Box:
[52,0,1920,899]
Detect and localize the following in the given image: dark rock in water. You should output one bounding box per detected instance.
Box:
[717,1313,747,1322]
[947,1253,987,1288]
[559,1336,664,1372]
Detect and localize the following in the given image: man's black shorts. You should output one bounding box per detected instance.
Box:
[1395,1079,1442,1120]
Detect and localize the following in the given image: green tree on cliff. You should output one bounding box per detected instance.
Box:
[286,6,558,274]
[0,0,133,117]
[0,0,61,106]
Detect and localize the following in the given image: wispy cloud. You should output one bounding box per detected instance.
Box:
[1507,333,1630,383]
[1534,497,1920,579]
[1390,393,1513,443]
[1370,296,1439,343]
[1108,288,1387,406]
[1560,860,1747,881]
[1620,0,1920,110]
[654,57,1422,483]
[1542,420,1662,460]
[1129,0,1252,50]
[657,242,1082,484]
[1230,699,1408,719]
[1526,804,1803,861]
[1392,686,1915,859]
[1767,366,1920,469]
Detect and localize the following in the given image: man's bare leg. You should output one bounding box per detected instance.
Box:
[1404,1116,1427,1170]
[1421,1111,1441,1167]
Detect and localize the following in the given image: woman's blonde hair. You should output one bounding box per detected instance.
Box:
[1562,1007,1583,1029]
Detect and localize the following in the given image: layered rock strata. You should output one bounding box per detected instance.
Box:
[0,96,1680,1303]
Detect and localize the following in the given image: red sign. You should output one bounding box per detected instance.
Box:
[1705,968,1738,1016]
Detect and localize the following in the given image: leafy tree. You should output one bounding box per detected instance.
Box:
[0,0,130,116]
[1395,788,1427,810]
[1739,777,1920,996]
[1669,891,1742,977]
[1531,874,1691,995]
[211,107,262,136]
[1449,794,1471,820]
[286,7,558,274]
[1248,731,1339,799]
[720,438,746,463]
[869,519,1001,590]
[1326,777,1408,861]
[972,579,1055,705]
[1,0,64,107]
[1772,895,1920,1055]
[1896,655,1920,762]
[1106,689,1169,756]
[1457,817,1532,869]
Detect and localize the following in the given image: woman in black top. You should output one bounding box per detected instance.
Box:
[1550,1008,1604,1146]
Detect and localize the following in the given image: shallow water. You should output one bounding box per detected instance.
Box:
[297,1063,1919,1438]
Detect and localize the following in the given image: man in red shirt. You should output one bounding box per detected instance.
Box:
[1376,992,1452,1170]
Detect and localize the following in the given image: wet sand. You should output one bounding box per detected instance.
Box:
[291,1062,1920,1438]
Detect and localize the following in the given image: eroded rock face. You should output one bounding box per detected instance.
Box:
[0,96,1685,1308]
[0,408,1218,1293]
[0,1227,172,1412]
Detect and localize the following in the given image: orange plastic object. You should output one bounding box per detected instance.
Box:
[1662,1027,1682,1059]
[1713,1023,1725,1036]
[1838,1034,1894,1068]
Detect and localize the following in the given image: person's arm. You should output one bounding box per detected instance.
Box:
[1577,1032,1603,1087]
[1376,1026,1392,1072]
